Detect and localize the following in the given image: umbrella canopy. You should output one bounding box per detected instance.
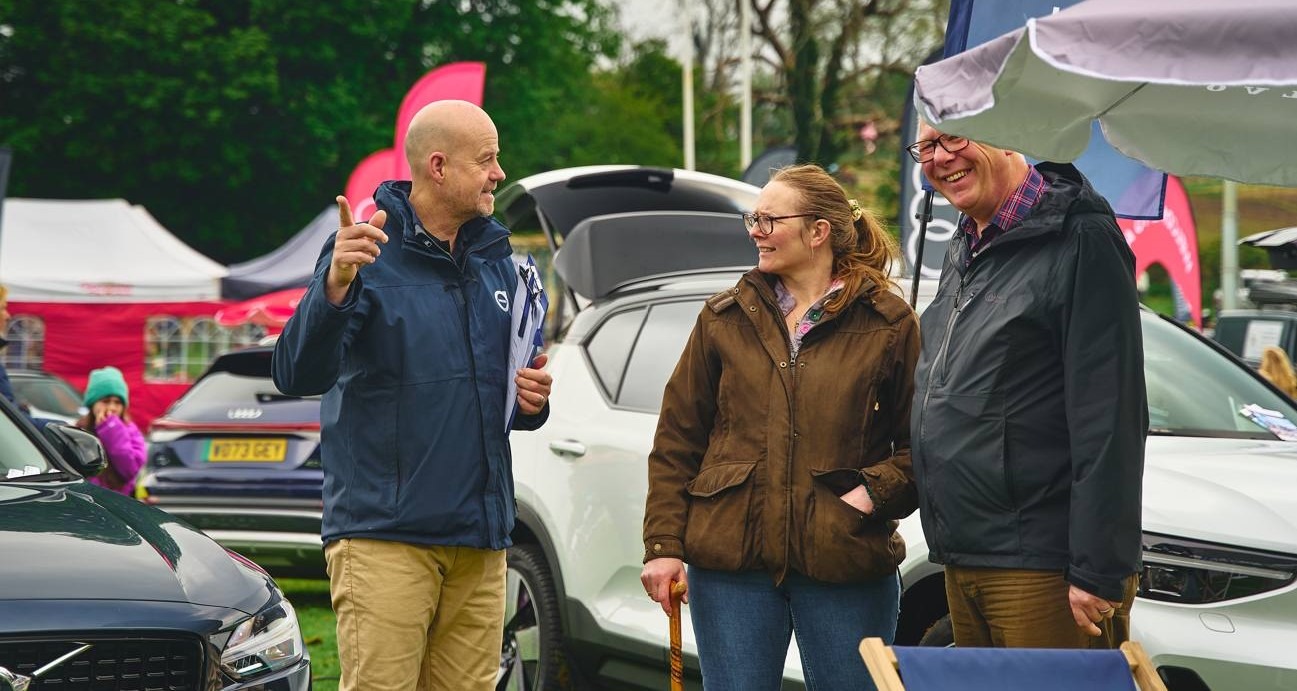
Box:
[914,0,1297,186]
[214,287,306,328]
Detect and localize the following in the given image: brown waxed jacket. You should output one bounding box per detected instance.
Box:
[643,269,921,584]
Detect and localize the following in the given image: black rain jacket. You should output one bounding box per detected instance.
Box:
[911,162,1147,602]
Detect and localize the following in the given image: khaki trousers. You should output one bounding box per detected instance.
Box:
[944,566,1138,649]
[325,538,507,691]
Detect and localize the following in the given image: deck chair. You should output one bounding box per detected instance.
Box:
[859,638,1167,691]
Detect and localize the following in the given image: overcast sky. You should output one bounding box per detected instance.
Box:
[613,0,690,56]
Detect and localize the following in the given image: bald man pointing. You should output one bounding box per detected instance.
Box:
[274,100,552,690]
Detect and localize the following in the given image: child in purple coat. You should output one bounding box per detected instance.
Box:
[76,366,147,496]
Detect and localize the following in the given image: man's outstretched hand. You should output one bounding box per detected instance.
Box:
[328,195,389,305]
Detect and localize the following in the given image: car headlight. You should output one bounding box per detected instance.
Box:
[219,598,305,680]
[1139,532,1297,604]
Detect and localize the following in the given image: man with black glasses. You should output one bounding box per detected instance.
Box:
[906,122,1148,650]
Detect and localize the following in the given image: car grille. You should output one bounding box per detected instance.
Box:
[0,636,204,690]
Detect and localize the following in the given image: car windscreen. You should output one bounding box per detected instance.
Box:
[12,376,83,417]
[168,373,319,424]
[1145,313,1297,439]
[0,410,54,477]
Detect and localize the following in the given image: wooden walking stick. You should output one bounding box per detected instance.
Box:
[668,580,688,691]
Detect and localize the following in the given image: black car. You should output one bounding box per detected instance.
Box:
[0,402,310,689]
[136,346,325,579]
[8,369,84,424]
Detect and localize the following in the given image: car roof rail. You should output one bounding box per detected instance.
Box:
[553,211,757,302]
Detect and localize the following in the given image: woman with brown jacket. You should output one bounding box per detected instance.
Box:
[641,164,920,690]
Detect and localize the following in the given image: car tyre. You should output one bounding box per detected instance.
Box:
[499,544,574,690]
[918,613,955,647]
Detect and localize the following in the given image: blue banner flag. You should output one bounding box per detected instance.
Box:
[941,0,1167,220]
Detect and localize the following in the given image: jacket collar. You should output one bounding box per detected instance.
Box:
[375,180,511,249]
[742,269,879,323]
[950,161,1105,270]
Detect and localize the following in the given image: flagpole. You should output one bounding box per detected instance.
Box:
[682,1,696,171]
[1221,180,1239,309]
[739,0,752,170]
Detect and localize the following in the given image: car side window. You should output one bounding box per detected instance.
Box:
[585,308,647,401]
[618,301,703,413]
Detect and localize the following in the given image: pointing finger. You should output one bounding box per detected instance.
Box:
[337,195,354,228]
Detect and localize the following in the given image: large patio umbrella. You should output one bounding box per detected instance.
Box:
[913,0,1297,186]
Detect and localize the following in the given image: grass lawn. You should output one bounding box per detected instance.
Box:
[280,578,340,690]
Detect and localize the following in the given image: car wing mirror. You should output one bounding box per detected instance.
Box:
[42,424,108,478]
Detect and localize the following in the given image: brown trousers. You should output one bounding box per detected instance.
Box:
[945,566,1138,648]
[325,538,507,691]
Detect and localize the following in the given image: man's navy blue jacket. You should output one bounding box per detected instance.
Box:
[272,181,547,550]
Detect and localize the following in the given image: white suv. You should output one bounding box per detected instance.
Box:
[496,166,1297,691]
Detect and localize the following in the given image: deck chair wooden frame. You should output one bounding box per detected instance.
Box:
[859,638,1167,691]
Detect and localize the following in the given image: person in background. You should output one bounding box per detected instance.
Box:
[642,164,920,691]
[76,366,147,495]
[906,122,1147,649]
[0,285,16,408]
[1259,346,1297,399]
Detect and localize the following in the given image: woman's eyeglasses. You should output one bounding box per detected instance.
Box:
[741,212,818,237]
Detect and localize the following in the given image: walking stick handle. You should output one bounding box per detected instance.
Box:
[669,580,688,691]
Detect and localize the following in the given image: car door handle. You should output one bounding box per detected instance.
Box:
[548,439,587,458]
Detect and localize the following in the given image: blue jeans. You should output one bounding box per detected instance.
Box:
[688,566,901,691]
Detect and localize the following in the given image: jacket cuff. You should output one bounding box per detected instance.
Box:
[858,471,883,514]
[643,536,684,563]
[330,275,363,311]
[512,401,550,431]
[860,466,906,511]
[1065,563,1129,602]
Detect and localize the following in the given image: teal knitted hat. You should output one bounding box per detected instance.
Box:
[83,366,129,407]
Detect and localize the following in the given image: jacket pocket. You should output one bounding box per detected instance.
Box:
[684,462,757,571]
[806,467,899,583]
[920,392,1019,556]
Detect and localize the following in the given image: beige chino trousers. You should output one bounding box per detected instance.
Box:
[325,538,507,691]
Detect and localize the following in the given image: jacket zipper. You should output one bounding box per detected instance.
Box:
[418,229,511,545]
[748,280,798,577]
[467,233,511,544]
[918,272,967,543]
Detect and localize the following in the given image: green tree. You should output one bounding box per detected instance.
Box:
[747,0,945,166]
[546,40,682,168]
[0,0,620,263]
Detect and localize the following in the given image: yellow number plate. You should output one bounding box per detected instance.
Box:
[207,439,287,462]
